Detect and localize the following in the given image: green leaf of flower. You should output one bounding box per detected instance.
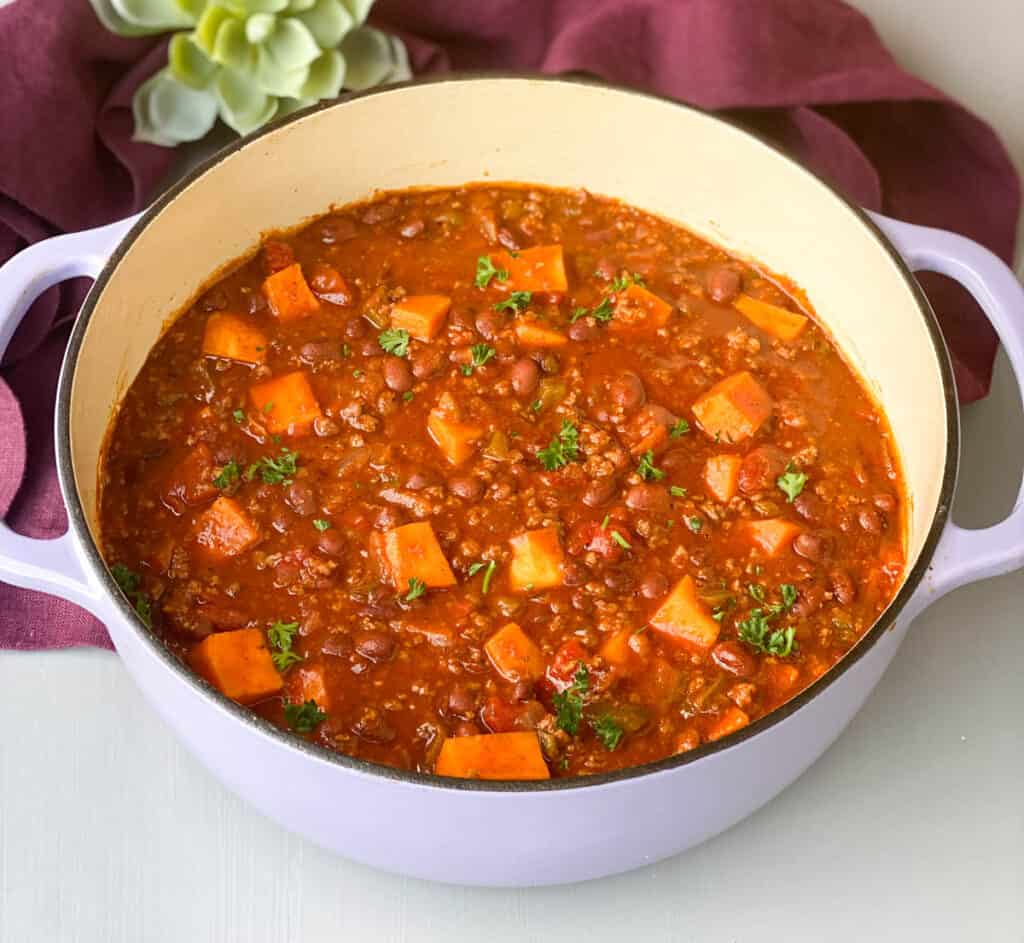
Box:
[245,11,277,43]
[339,26,411,91]
[132,68,219,146]
[301,49,345,100]
[254,45,310,96]
[194,5,235,55]
[338,0,374,25]
[225,0,289,12]
[110,0,196,29]
[168,33,218,89]
[216,67,279,134]
[295,0,354,48]
[263,17,321,71]
[210,15,252,70]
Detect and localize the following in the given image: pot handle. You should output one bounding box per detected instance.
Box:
[870,211,1024,600]
[0,215,138,618]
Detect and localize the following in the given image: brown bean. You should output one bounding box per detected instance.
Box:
[640,571,669,599]
[873,493,898,513]
[300,340,341,364]
[273,561,299,588]
[562,562,587,587]
[793,532,827,562]
[383,356,413,393]
[509,358,540,397]
[475,310,503,340]
[568,319,598,342]
[285,481,317,517]
[351,712,396,743]
[448,477,484,501]
[313,416,340,437]
[858,507,885,534]
[603,569,634,593]
[405,470,441,491]
[318,216,357,244]
[707,266,742,304]
[829,569,857,605]
[246,291,267,316]
[711,641,757,677]
[793,491,825,524]
[321,633,353,657]
[446,686,477,720]
[512,680,535,702]
[625,483,670,513]
[199,287,227,312]
[344,317,366,339]
[790,583,823,619]
[362,202,396,224]
[609,372,646,412]
[739,446,788,495]
[354,630,395,662]
[411,345,445,380]
[582,477,617,508]
[399,218,425,239]
[308,262,353,306]
[317,529,345,557]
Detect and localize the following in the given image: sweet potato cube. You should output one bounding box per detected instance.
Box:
[509,527,564,592]
[764,658,801,699]
[287,664,330,711]
[649,575,721,654]
[735,294,808,342]
[435,731,550,780]
[390,294,451,341]
[373,521,456,589]
[193,497,261,560]
[745,518,802,557]
[249,370,322,436]
[201,313,268,365]
[704,454,742,503]
[485,623,545,682]
[514,321,568,347]
[427,406,483,466]
[692,371,773,443]
[611,283,673,332]
[496,245,567,292]
[164,442,218,513]
[706,705,750,742]
[599,628,647,677]
[190,628,282,704]
[262,262,319,321]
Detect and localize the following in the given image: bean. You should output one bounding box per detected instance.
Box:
[344,318,367,339]
[582,477,617,508]
[285,481,317,517]
[321,634,353,657]
[739,446,787,495]
[300,340,341,364]
[609,372,645,412]
[383,356,413,393]
[411,345,445,379]
[858,507,885,534]
[199,287,227,312]
[351,712,396,743]
[317,530,345,557]
[313,416,340,437]
[793,491,825,524]
[509,358,540,397]
[318,216,357,244]
[625,483,670,513]
[712,641,758,677]
[448,476,484,501]
[308,262,353,306]
[562,561,587,587]
[512,680,535,702]
[361,202,396,224]
[405,470,441,491]
[354,630,395,662]
[446,686,477,720]
[604,569,634,592]
[497,227,521,252]
[399,218,425,239]
[568,319,598,342]
[829,568,857,605]
[261,240,294,275]
[640,571,669,599]
[475,310,503,340]
[790,583,823,619]
[246,291,267,316]
[452,721,480,738]
[706,266,742,304]
[374,506,403,530]
[792,532,827,562]
[873,493,898,513]
[273,561,299,588]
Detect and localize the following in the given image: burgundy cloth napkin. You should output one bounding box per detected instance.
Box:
[0,0,1019,650]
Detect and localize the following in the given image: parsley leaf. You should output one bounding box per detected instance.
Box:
[553,662,590,735]
[669,419,690,438]
[669,485,688,498]
[611,272,645,292]
[283,699,326,733]
[246,448,298,485]
[748,583,766,603]
[738,609,797,657]
[312,519,331,532]
[610,529,631,550]
[267,620,303,671]
[777,463,808,503]
[468,559,497,594]
[538,420,580,471]
[475,255,509,289]
[569,296,615,323]
[262,400,275,415]
[493,291,532,314]
[402,391,414,402]
[110,563,153,628]
[461,343,496,376]
[213,460,240,490]
[780,583,798,611]
[379,328,411,357]
[232,409,245,424]
[405,577,426,601]
[635,449,665,481]
[687,516,703,533]
[593,714,624,751]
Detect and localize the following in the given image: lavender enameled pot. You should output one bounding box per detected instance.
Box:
[1,76,1022,886]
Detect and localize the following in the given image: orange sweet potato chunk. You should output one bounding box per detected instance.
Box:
[287,664,330,711]
[763,658,801,699]
[262,262,320,321]
[373,521,457,589]
[427,395,483,466]
[201,313,268,365]
[745,518,802,557]
[648,575,721,654]
[599,628,647,677]
[190,628,282,704]
[611,283,673,333]
[692,371,773,443]
[509,527,564,592]
[249,371,322,436]
[514,321,568,347]
[435,731,550,780]
[193,497,261,561]
[703,454,742,502]
[705,705,750,742]
[735,294,808,342]
[496,245,568,292]
[391,294,451,341]
[485,623,545,682]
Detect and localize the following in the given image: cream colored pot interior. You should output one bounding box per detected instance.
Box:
[70,77,948,573]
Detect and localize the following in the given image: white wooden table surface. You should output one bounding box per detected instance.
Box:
[2,2,1023,940]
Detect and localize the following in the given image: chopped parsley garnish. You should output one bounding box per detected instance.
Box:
[461,343,497,376]
[538,420,580,471]
[475,254,509,289]
[405,577,427,601]
[777,463,808,503]
[669,419,691,438]
[531,399,542,412]
[593,714,624,751]
[553,662,590,735]
[312,519,331,532]
[748,583,766,603]
[686,516,703,533]
[262,400,275,415]
[341,343,351,358]
[610,530,631,550]
[110,563,152,628]
[353,369,363,378]
[232,409,245,424]
[267,620,302,671]
[569,295,615,323]
[780,583,798,611]
[378,328,411,357]
[669,485,688,498]
[635,449,665,481]
[283,699,326,733]
[738,609,797,657]
[402,391,414,402]
[493,291,532,314]
[246,447,298,485]
[213,460,240,490]
[611,272,645,291]
[468,559,497,594]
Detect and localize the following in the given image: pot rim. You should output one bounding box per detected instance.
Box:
[55,72,959,794]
